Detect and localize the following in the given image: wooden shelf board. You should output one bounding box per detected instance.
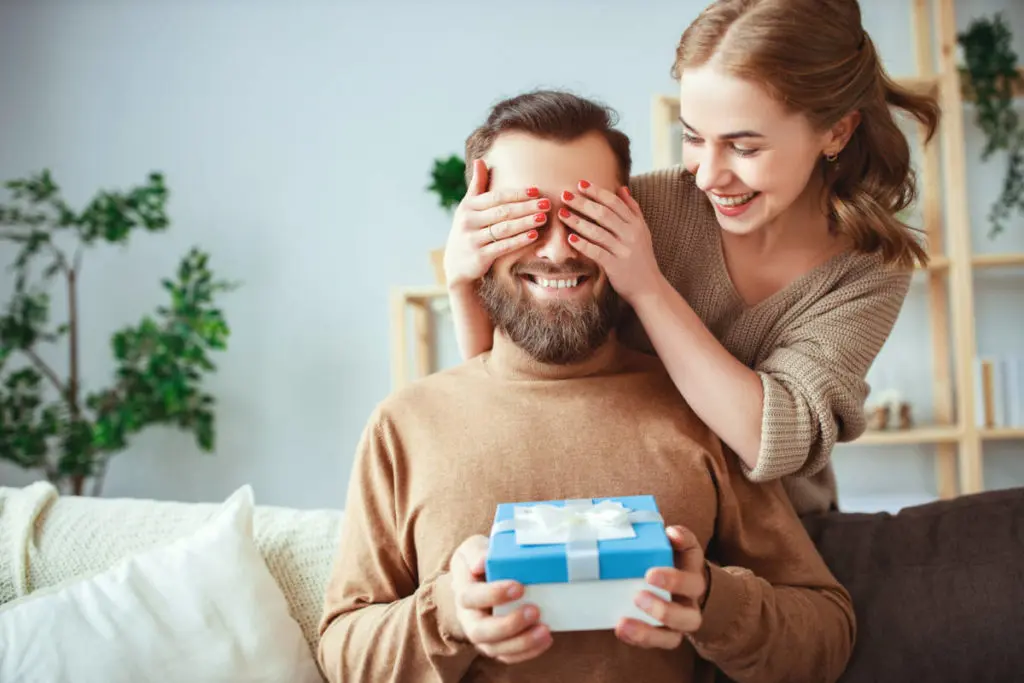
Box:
[972,253,1024,268]
[981,427,1024,441]
[852,425,961,445]
[394,285,449,303]
[915,253,1024,272]
[850,426,1024,445]
[960,66,1024,100]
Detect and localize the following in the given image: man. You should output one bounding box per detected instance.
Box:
[317,90,855,683]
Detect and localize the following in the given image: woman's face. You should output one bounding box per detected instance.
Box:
[678,63,838,236]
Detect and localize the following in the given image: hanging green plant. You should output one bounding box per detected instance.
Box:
[427,155,468,212]
[957,12,1024,238]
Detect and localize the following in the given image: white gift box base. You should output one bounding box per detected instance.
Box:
[492,577,671,632]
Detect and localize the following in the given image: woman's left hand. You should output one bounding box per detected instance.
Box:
[560,181,662,305]
[615,525,709,650]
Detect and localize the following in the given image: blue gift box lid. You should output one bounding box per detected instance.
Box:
[485,495,672,585]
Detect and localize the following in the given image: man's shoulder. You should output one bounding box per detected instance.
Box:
[613,347,722,448]
[371,358,487,424]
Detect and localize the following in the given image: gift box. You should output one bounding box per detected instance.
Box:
[485,495,673,632]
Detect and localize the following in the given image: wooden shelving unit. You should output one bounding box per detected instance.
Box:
[651,0,1024,499]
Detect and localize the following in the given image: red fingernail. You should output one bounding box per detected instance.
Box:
[526,187,540,198]
[568,233,580,243]
[537,198,551,210]
[562,190,575,201]
[534,213,546,223]
[623,186,631,196]
[527,230,538,239]
[579,180,590,189]
[558,207,571,219]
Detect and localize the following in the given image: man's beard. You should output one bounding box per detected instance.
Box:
[478,260,623,365]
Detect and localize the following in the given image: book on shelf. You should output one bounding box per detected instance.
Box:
[974,355,1024,428]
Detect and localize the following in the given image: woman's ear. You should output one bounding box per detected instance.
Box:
[826,110,862,155]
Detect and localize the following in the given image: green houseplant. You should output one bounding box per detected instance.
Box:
[425,155,468,284]
[957,12,1024,237]
[0,170,236,496]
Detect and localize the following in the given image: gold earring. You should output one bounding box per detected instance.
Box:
[825,151,839,162]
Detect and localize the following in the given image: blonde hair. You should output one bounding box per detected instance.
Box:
[673,0,939,269]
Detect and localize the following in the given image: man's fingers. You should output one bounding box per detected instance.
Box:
[492,632,554,665]
[478,622,552,660]
[459,579,523,610]
[464,603,541,645]
[615,619,684,650]
[450,535,489,583]
[667,525,705,575]
[644,526,706,602]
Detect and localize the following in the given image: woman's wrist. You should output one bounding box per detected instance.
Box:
[628,272,675,319]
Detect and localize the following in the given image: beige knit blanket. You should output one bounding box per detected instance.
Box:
[0,482,343,654]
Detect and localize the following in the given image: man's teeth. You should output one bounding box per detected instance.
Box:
[534,277,579,289]
[711,192,757,207]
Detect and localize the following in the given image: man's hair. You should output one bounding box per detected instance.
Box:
[464,90,632,186]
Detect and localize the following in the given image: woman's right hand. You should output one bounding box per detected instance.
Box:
[443,159,549,289]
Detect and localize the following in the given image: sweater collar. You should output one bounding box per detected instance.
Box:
[483,329,623,381]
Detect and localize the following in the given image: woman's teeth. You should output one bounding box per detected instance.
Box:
[711,192,758,207]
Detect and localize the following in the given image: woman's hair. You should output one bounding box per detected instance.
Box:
[464,90,632,187]
[673,0,940,269]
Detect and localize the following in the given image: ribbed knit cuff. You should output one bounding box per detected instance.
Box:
[689,563,753,651]
[426,571,471,646]
[745,372,816,482]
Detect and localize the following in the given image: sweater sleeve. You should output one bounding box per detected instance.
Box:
[317,412,478,682]
[689,438,857,683]
[745,265,911,482]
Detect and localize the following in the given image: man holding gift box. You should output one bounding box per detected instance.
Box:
[318,90,855,683]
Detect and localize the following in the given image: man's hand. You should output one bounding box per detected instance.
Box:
[449,535,554,664]
[615,525,709,650]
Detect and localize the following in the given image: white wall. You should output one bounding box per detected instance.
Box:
[0,0,1021,512]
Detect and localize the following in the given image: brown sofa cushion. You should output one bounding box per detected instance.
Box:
[801,487,1024,683]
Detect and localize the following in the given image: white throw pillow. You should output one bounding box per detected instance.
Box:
[0,485,323,683]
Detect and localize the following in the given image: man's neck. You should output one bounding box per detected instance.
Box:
[483,329,623,381]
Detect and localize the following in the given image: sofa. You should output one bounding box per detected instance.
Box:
[0,480,1021,683]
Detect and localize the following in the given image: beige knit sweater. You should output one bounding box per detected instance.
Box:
[318,333,855,683]
[623,167,912,516]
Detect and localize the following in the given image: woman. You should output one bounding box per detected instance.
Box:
[441,0,939,517]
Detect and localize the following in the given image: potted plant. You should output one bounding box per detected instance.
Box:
[0,169,237,495]
[957,12,1024,237]
[426,154,468,284]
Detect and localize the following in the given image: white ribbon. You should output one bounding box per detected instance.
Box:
[490,499,664,582]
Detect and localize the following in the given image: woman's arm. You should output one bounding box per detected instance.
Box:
[561,177,910,482]
[448,282,495,360]
[631,277,765,470]
[633,266,910,481]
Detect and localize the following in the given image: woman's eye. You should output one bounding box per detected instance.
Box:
[733,146,759,157]
[681,131,702,144]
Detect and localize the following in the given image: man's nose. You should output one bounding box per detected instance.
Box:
[535,209,578,262]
